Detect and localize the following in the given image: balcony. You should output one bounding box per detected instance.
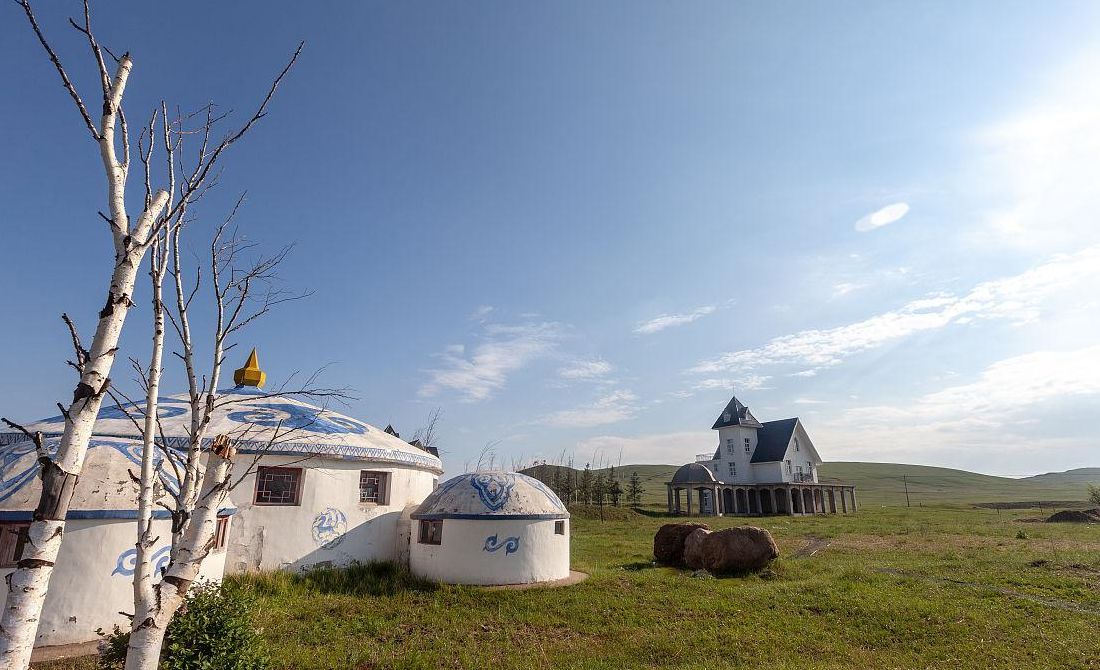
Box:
[791,472,816,483]
[695,454,713,463]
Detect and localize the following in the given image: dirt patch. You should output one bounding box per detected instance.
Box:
[791,536,832,559]
[1046,508,1100,523]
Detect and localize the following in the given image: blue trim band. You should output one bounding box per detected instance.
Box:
[0,507,238,522]
[410,512,569,521]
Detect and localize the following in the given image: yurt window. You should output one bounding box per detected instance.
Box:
[555,520,565,535]
[254,466,302,505]
[0,522,30,568]
[212,516,230,552]
[418,520,442,545]
[359,471,390,504]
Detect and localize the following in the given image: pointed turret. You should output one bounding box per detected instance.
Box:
[711,395,762,429]
[233,348,267,388]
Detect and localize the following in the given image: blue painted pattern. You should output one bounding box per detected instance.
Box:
[483,534,520,555]
[36,397,190,424]
[225,403,369,435]
[113,545,172,577]
[311,508,347,549]
[525,475,566,512]
[470,473,515,511]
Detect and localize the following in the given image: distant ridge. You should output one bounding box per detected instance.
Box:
[519,461,1100,506]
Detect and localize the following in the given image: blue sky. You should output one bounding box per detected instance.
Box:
[2,2,1099,476]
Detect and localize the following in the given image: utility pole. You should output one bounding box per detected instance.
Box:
[903,475,911,507]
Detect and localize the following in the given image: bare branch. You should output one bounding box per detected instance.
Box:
[18,0,99,140]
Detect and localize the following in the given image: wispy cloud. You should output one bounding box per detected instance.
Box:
[692,375,770,392]
[574,430,713,465]
[559,358,613,381]
[692,246,1100,376]
[634,305,716,335]
[469,305,494,321]
[854,202,910,232]
[814,344,1100,472]
[419,321,562,402]
[541,390,638,428]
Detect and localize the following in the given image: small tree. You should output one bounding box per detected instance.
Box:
[1088,483,1100,507]
[579,464,593,504]
[593,472,606,508]
[609,477,623,507]
[559,468,575,505]
[627,471,643,508]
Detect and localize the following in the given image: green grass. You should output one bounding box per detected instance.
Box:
[35,506,1100,669]
[524,461,1100,507]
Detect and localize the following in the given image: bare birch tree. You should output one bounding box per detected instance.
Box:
[4,3,301,667]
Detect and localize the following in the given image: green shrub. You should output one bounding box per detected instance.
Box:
[1087,483,1100,507]
[1015,529,1028,539]
[98,581,267,670]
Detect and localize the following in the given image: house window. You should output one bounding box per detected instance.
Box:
[795,438,800,452]
[725,438,735,454]
[744,438,751,453]
[728,462,736,477]
[785,460,793,474]
[254,466,302,505]
[359,471,390,504]
[418,520,443,545]
[0,523,30,569]
[212,516,230,552]
[555,520,565,535]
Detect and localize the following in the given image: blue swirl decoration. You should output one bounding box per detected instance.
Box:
[483,534,520,555]
[470,473,514,512]
[113,545,172,577]
[37,397,189,424]
[226,403,368,435]
[0,441,41,503]
[311,507,347,549]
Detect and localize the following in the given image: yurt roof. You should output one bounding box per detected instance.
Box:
[5,387,442,473]
[411,471,568,520]
[0,436,235,520]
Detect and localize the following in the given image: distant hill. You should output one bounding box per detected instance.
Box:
[520,461,1100,507]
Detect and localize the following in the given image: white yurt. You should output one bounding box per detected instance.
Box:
[408,471,570,585]
[0,435,231,646]
[7,351,444,577]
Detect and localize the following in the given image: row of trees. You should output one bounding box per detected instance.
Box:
[527,462,646,508]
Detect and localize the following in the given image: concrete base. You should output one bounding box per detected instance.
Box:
[483,570,588,591]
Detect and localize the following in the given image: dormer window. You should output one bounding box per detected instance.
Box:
[722,412,731,422]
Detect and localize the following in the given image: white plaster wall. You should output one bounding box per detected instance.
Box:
[716,426,759,483]
[0,517,227,647]
[752,461,786,483]
[409,518,569,585]
[225,455,437,573]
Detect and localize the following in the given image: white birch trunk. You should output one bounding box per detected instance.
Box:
[124,452,231,670]
[0,54,168,669]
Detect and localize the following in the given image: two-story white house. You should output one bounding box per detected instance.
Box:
[665,395,856,516]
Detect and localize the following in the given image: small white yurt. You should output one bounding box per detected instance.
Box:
[0,436,231,646]
[409,471,570,585]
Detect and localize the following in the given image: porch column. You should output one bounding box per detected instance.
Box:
[686,487,693,516]
[786,487,795,516]
[850,488,858,512]
[840,488,848,513]
[713,486,721,516]
[666,484,673,513]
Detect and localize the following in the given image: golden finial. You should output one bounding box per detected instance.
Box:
[233,348,266,388]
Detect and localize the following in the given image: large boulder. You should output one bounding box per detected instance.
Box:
[653,522,711,566]
[699,526,779,574]
[683,528,712,570]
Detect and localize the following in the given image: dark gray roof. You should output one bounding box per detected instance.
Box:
[670,462,718,485]
[750,418,799,463]
[711,396,763,430]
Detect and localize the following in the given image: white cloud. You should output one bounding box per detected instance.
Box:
[692,246,1100,376]
[831,281,867,298]
[469,305,494,321]
[854,202,910,232]
[541,390,639,428]
[419,322,562,402]
[813,344,1100,472]
[693,375,770,392]
[634,305,716,335]
[793,398,828,405]
[559,358,613,380]
[574,430,713,465]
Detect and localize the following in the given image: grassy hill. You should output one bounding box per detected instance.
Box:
[521,461,1100,507]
